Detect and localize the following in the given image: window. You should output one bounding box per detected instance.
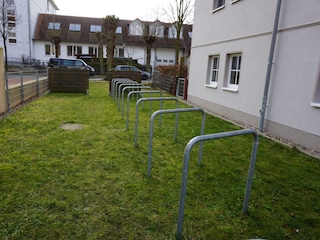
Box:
[119,48,124,57]
[69,24,81,31]
[207,56,220,88]
[48,22,60,30]
[212,0,225,11]
[6,0,14,5]
[223,53,241,91]
[8,31,16,43]
[45,44,60,56]
[90,25,102,32]
[129,20,143,36]
[89,47,98,57]
[311,67,320,108]
[168,25,183,39]
[115,26,122,34]
[67,45,82,56]
[150,22,164,37]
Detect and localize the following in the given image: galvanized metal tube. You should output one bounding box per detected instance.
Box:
[134,97,179,148]
[121,86,151,116]
[126,90,162,129]
[259,0,282,131]
[147,107,205,177]
[176,129,259,239]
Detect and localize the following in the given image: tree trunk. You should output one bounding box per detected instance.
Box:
[99,44,105,75]
[146,45,151,73]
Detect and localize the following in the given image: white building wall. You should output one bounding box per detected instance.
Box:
[1,0,57,62]
[188,0,320,151]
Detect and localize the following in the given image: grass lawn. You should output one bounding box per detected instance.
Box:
[1,81,319,239]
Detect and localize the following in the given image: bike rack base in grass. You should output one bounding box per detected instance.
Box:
[176,129,259,239]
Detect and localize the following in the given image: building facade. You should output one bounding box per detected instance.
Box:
[188,0,320,151]
[0,0,58,62]
[33,15,192,70]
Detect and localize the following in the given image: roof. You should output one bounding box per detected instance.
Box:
[33,14,192,55]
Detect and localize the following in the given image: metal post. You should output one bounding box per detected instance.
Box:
[134,97,179,148]
[36,70,40,96]
[147,108,206,177]
[121,86,151,114]
[176,129,259,239]
[5,71,10,111]
[19,71,24,102]
[126,90,163,129]
[259,0,282,131]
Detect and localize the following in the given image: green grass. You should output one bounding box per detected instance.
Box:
[0,81,319,239]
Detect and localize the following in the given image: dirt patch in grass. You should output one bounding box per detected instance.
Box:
[59,123,84,130]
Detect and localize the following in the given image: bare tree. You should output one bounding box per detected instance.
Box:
[0,0,19,70]
[103,15,119,79]
[40,14,62,58]
[95,32,105,75]
[142,23,157,74]
[164,0,194,66]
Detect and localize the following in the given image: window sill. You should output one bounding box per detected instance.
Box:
[211,5,225,13]
[222,87,238,93]
[205,84,218,89]
[231,0,240,4]
[311,102,320,108]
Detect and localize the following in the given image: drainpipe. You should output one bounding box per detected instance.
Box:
[27,0,33,60]
[259,0,282,131]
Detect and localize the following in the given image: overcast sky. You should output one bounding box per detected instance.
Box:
[53,0,175,22]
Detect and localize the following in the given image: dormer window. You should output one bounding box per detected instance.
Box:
[48,22,60,30]
[150,22,164,37]
[116,26,122,34]
[129,20,143,36]
[90,25,102,32]
[69,23,81,31]
[168,25,183,39]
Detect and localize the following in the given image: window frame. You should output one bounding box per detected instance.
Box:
[48,22,60,30]
[129,20,143,36]
[206,55,220,88]
[212,0,225,12]
[223,53,242,92]
[69,23,81,32]
[67,45,82,57]
[311,65,320,108]
[90,25,102,33]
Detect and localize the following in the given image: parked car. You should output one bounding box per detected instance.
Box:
[114,65,151,80]
[48,58,96,76]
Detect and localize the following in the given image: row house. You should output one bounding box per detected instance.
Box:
[33,14,192,70]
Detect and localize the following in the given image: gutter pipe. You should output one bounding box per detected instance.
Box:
[259,0,282,131]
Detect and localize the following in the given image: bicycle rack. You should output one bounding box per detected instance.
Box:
[114,80,140,102]
[111,78,132,99]
[147,107,206,177]
[134,97,179,148]
[125,90,163,126]
[176,129,259,240]
[120,86,151,111]
[117,83,143,108]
